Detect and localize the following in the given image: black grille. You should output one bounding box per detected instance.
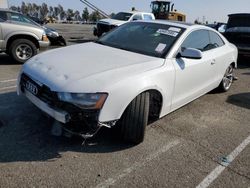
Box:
[20,73,58,105]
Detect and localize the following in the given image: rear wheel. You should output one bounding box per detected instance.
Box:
[9,39,37,63]
[218,64,234,92]
[119,92,150,144]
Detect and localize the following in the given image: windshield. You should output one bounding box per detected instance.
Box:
[112,12,133,21]
[97,22,185,58]
[9,12,40,26]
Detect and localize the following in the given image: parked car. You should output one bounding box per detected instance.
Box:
[18,20,238,144]
[93,11,155,37]
[0,9,50,63]
[29,16,44,25]
[224,13,250,56]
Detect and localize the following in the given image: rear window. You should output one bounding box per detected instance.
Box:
[181,30,210,52]
[143,14,154,20]
[112,12,133,21]
[209,31,225,47]
[228,16,250,28]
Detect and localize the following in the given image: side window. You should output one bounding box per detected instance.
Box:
[143,14,153,20]
[132,14,143,21]
[209,31,225,48]
[9,13,23,22]
[181,30,211,52]
[0,11,7,21]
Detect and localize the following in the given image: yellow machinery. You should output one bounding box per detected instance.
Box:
[151,0,186,22]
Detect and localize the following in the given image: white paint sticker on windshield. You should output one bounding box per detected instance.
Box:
[155,43,167,53]
[157,29,178,37]
[168,27,181,32]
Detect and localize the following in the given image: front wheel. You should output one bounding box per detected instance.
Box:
[9,39,38,63]
[119,92,150,144]
[218,64,234,92]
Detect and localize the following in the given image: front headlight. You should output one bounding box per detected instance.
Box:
[57,93,108,110]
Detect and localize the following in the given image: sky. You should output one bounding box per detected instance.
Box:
[8,0,250,23]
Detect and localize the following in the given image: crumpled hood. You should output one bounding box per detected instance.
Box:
[98,18,127,26]
[22,42,165,92]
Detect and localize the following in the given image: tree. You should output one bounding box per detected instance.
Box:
[54,7,60,17]
[21,2,28,15]
[110,12,115,18]
[82,7,89,22]
[27,3,32,15]
[40,3,48,19]
[49,6,54,17]
[89,10,101,22]
[74,10,81,21]
[66,9,74,21]
[57,4,65,20]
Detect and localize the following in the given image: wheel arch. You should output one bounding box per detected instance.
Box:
[6,34,39,52]
[98,85,165,123]
[231,61,237,69]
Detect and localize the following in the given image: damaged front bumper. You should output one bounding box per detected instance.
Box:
[19,73,117,139]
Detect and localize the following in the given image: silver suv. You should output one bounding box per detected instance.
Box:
[0,9,50,63]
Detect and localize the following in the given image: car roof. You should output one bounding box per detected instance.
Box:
[228,13,250,17]
[118,11,154,15]
[0,8,20,14]
[139,19,194,29]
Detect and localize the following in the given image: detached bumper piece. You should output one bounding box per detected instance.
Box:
[20,73,104,139]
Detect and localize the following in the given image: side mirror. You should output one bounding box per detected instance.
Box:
[218,24,227,33]
[178,48,202,59]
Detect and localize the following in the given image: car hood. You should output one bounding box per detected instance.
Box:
[22,42,165,92]
[98,18,127,26]
[10,20,42,29]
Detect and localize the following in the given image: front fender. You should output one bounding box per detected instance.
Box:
[98,65,175,122]
[5,31,40,42]
[98,76,164,122]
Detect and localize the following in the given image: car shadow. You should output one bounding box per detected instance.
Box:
[0,92,133,163]
[0,53,21,65]
[67,38,95,44]
[226,92,250,110]
[238,56,250,67]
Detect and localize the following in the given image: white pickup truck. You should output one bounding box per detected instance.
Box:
[93,11,155,37]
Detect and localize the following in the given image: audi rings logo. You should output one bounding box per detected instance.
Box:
[25,81,38,95]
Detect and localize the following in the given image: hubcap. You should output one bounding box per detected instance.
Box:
[15,44,33,60]
[223,66,233,90]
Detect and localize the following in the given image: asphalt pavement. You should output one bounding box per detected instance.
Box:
[0,24,249,188]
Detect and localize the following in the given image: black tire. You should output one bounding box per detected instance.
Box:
[9,39,38,63]
[218,64,234,92]
[119,92,150,144]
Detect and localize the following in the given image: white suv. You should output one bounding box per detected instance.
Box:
[93,11,155,37]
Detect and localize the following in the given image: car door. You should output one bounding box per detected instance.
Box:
[171,29,218,110]
[0,11,7,50]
